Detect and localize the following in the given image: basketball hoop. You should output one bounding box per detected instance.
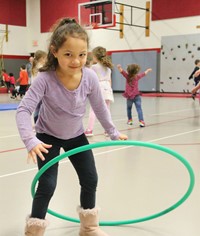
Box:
[78,0,115,30]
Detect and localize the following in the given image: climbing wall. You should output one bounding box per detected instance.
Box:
[160,33,200,92]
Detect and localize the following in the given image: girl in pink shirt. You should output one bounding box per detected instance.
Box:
[117,64,152,127]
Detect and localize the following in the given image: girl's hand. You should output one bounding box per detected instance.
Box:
[27,143,52,164]
[117,64,123,72]
[118,134,128,140]
[145,68,152,74]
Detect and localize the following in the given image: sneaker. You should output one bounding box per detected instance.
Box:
[84,129,94,137]
[10,96,16,99]
[192,94,196,100]
[104,131,109,137]
[127,119,133,125]
[139,120,145,127]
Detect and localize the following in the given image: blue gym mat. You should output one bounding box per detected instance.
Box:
[0,103,19,111]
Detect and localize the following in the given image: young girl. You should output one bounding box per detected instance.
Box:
[117,64,152,127]
[16,18,127,236]
[85,46,114,137]
[31,50,47,123]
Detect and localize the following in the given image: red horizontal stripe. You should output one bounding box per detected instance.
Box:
[108,48,161,55]
[2,49,161,59]
[2,55,29,59]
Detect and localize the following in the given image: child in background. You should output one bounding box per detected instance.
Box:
[16,64,29,98]
[9,73,15,95]
[190,67,200,99]
[85,46,114,137]
[188,59,200,100]
[16,17,127,236]
[31,50,47,123]
[10,85,20,99]
[2,69,10,93]
[31,50,47,83]
[85,53,93,68]
[117,64,152,127]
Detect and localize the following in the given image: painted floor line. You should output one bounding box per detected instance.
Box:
[1,128,199,179]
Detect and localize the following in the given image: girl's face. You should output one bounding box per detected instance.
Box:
[52,37,88,75]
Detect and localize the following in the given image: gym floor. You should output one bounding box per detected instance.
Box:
[0,92,200,236]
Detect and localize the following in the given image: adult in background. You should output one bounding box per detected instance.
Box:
[26,56,34,86]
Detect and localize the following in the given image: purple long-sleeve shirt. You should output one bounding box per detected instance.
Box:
[120,70,146,99]
[16,67,120,151]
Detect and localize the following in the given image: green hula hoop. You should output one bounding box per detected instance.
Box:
[31,140,195,226]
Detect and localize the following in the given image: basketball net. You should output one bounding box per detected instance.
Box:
[91,23,98,29]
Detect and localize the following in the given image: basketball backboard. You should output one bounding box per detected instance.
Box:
[78,0,115,29]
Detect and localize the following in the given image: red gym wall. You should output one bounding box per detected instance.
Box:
[0,0,85,30]
[40,0,86,32]
[152,0,200,21]
[0,1,199,27]
[0,0,26,26]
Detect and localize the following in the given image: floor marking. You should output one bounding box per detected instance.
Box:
[1,128,200,179]
[0,147,25,153]
[0,134,19,139]
[150,108,197,116]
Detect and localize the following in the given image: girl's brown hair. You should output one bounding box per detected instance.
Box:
[126,64,140,84]
[40,18,89,72]
[92,46,113,69]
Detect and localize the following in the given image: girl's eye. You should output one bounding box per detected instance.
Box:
[80,53,87,58]
[65,53,71,57]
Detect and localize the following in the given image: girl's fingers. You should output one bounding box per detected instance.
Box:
[43,143,52,148]
[27,143,52,163]
[118,134,128,140]
[40,143,52,154]
[37,151,45,161]
[27,151,37,164]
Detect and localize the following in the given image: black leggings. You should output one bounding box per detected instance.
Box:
[31,133,98,219]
